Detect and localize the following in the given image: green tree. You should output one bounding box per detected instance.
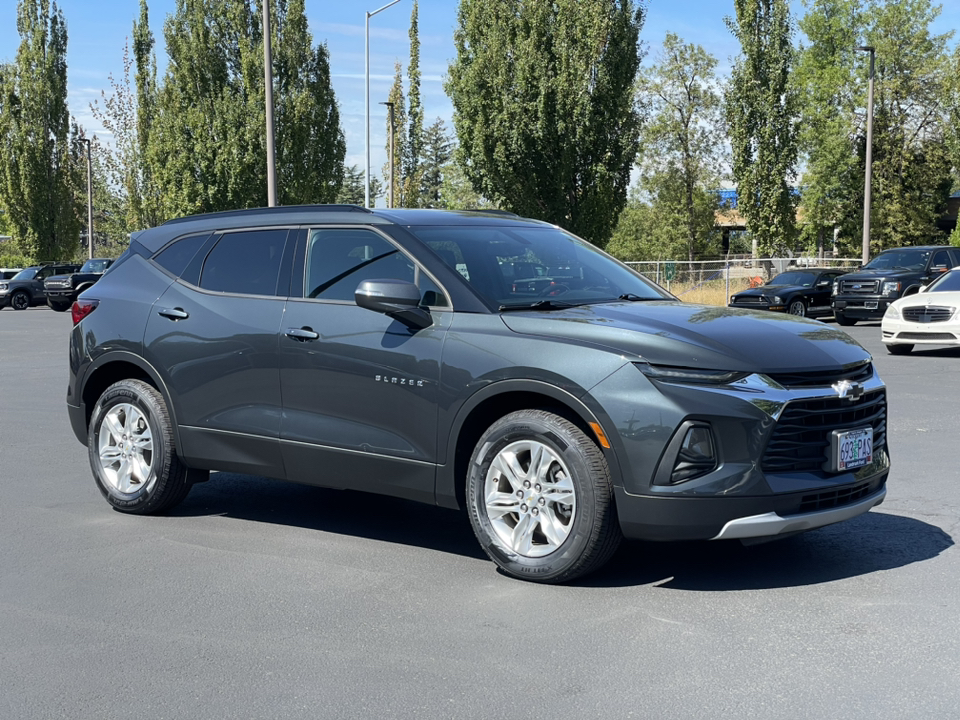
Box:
[404,0,424,207]
[446,0,647,246]
[383,62,409,207]
[419,118,453,208]
[639,33,725,261]
[337,164,382,206]
[0,0,82,259]
[149,0,345,217]
[725,0,800,256]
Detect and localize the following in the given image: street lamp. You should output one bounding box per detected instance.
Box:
[365,0,402,208]
[380,101,395,208]
[859,45,875,265]
[263,0,277,207]
[82,138,93,259]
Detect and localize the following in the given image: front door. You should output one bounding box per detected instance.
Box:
[279,226,451,504]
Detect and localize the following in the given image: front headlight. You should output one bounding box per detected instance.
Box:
[772,296,783,304]
[636,363,749,385]
[832,281,838,296]
[0,283,8,291]
[883,281,900,295]
[884,304,900,320]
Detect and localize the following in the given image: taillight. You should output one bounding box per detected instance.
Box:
[71,298,99,325]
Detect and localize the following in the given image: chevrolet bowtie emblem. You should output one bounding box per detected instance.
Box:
[833,379,865,401]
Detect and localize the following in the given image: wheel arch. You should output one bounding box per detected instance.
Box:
[80,352,183,452]
[436,380,621,510]
[902,284,923,297]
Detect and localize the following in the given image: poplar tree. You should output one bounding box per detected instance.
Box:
[0,0,81,259]
[383,62,408,207]
[404,0,423,206]
[725,0,800,256]
[150,0,345,217]
[446,0,647,246]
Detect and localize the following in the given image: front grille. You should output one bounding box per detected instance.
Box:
[796,480,881,513]
[902,306,954,323]
[766,362,873,388]
[840,279,880,294]
[762,389,886,473]
[896,331,956,341]
[733,297,768,306]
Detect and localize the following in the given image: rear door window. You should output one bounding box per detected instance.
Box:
[199,229,289,296]
[153,233,211,278]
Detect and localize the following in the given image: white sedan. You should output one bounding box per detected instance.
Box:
[881,266,960,355]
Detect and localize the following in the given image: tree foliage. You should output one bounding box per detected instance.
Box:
[0,0,82,260]
[420,118,453,208]
[725,0,800,256]
[446,0,647,246]
[639,33,725,261]
[148,0,345,218]
[382,62,409,207]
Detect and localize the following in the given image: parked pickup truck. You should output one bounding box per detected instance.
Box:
[832,245,960,325]
[44,257,115,312]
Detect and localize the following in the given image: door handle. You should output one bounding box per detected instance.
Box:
[158,307,189,321]
[285,327,320,341]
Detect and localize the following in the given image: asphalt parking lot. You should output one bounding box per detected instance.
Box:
[2,306,958,719]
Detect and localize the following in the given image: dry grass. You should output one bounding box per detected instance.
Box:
[653,278,756,306]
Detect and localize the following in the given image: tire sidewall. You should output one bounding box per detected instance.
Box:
[12,291,30,310]
[88,381,168,511]
[789,298,805,316]
[467,413,604,582]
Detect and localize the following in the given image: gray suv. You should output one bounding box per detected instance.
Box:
[66,206,890,583]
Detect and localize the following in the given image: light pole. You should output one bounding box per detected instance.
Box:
[380,101,395,208]
[859,45,875,265]
[365,0,402,208]
[82,138,93,259]
[263,0,277,207]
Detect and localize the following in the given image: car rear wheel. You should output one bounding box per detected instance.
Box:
[466,409,621,583]
[788,299,806,317]
[88,379,192,514]
[11,290,30,310]
[834,312,856,326]
[886,344,913,355]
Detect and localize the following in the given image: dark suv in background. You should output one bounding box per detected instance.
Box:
[65,206,890,583]
[0,262,81,310]
[44,257,115,312]
[832,245,960,325]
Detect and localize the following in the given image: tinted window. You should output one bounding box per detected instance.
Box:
[927,269,960,293]
[153,233,210,278]
[79,258,112,274]
[10,268,38,282]
[863,249,930,271]
[305,228,444,304]
[410,225,669,308]
[199,229,288,295]
[931,251,950,269]
[770,271,816,287]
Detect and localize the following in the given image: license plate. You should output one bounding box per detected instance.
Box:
[827,428,873,472]
[865,301,878,309]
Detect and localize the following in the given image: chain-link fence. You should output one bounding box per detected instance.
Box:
[625,257,861,306]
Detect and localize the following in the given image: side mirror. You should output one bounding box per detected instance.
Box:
[355,279,432,329]
[919,284,928,293]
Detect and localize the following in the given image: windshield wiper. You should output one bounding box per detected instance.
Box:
[618,293,660,301]
[499,300,580,312]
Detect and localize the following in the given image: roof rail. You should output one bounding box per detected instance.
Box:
[161,204,373,226]
[456,208,520,218]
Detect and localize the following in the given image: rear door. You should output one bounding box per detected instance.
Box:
[143,227,294,478]
[278,226,451,503]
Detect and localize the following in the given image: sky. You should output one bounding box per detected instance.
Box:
[2,0,959,197]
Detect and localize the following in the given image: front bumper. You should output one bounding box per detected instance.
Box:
[881,317,960,346]
[45,288,74,300]
[833,297,893,320]
[0,293,9,308]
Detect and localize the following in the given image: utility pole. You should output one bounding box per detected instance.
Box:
[83,138,93,259]
[263,0,277,207]
[859,46,875,265]
[380,101,395,208]
[365,0,402,208]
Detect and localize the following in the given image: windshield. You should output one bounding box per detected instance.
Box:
[11,268,38,282]
[408,225,672,308]
[80,258,111,274]
[769,271,817,287]
[926,269,960,293]
[863,250,930,271]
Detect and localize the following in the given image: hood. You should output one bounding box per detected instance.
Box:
[44,274,72,284]
[844,267,916,280]
[500,301,869,373]
[893,290,960,310]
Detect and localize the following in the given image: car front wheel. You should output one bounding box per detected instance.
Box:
[466,409,621,583]
[834,312,856,326]
[11,290,30,310]
[788,299,806,317]
[88,379,192,514]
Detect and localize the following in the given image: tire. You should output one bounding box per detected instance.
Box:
[887,343,913,355]
[48,299,71,312]
[466,409,622,583]
[834,312,856,326]
[788,298,806,317]
[88,379,192,515]
[11,290,30,310]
